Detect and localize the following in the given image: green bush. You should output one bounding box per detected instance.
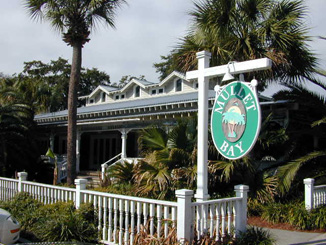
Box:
[0,192,42,232]
[248,198,264,217]
[0,193,97,242]
[260,201,326,231]
[236,226,275,245]
[261,202,289,224]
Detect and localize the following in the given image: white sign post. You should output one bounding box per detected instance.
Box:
[186,51,272,201]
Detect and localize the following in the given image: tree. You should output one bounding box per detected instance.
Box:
[26,0,126,185]
[19,58,111,112]
[154,0,318,89]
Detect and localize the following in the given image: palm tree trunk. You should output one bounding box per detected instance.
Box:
[67,42,82,185]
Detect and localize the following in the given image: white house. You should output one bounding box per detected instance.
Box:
[34,71,291,173]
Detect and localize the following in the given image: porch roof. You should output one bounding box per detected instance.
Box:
[35,91,282,126]
[35,91,215,123]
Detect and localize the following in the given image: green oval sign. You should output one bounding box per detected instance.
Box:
[211,81,261,160]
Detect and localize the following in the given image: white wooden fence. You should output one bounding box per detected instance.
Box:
[0,172,249,244]
[304,178,326,211]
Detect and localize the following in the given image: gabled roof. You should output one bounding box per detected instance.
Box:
[88,85,118,98]
[157,71,186,87]
[119,78,156,93]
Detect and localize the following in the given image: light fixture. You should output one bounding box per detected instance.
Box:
[222,62,235,82]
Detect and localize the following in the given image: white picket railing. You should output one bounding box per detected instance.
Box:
[304,178,326,210]
[0,177,19,201]
[0,173,249,244]
[80,188,178,244]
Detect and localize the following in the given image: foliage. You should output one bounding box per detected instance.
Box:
[260,201,326,231]
[25,0,127,185]
[0,192,97,242]
[16,58,111,112]
[0,192,42,232]
[33,202,97,242]
[236,226,275,245]
[0,78,51,179]
[154,0,318,90]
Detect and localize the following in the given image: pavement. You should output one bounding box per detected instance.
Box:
[266,228,326,245]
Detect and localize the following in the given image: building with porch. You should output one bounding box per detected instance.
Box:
[34,70,291,174]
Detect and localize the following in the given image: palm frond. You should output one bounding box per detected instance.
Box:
[277,150,326,194]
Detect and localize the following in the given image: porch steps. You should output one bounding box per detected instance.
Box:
[76,171,101,188]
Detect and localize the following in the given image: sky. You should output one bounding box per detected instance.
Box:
[0,0,325,85]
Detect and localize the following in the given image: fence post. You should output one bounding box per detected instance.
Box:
[75,179,87,209]
[101,163,108,181]
[304,178,315,211]
[18,172,28,192]
[234,185,249,236]
[176,189,194,244]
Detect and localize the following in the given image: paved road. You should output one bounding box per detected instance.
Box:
[266,228,326,245]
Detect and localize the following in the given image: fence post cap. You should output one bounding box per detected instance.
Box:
[101,163,108,168]
[18,172,28,177]
[234,184,249,191]
[74,179,88,185]
[175,189,194,197]
[304,178,315,184]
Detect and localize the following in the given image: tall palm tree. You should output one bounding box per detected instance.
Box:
[157,0,318,88]
[25,0,126,184]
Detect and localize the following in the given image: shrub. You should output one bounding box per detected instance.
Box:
[0,192,42,232]
[261,202,289,224]
[248,198,264,217]
[288,204,311,230]
[236,226,275,245]
[0,193,98,242]
[311,206,326,230]
[32,202,98,242]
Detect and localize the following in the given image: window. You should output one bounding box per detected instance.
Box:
[135,86,140,97]
[195,83,198,89]
[176,79,182,92]
[158,88,164,94]
[101,92,106,102]
[115,95,119,100]
[89,99,94,104]
[121,94,125,99]
[151,89,157,95]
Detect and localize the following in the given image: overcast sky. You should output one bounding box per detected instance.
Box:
[0,0,325,84]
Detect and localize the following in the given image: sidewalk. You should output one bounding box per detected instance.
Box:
[266,228,326,245]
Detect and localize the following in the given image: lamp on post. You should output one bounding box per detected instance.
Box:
[222,62,235,82]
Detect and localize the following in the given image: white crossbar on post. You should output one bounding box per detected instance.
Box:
[186,58,272,80]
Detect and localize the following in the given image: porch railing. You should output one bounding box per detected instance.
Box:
[101,153,122,180]
[0,172,249,244]
[304,178,326,210]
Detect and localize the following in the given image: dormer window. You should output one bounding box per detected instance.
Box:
[115,94,126,100]
[135,86,140,98]
[158,88,164,94]
[151,89,157,95]
[101,92,106,102]
[89,99,94,104]
[176,79,182,92]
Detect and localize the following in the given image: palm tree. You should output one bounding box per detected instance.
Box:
[135,119,198,199]
[273,83,326,195]
[156,0,318,88]
[25,0,126,185]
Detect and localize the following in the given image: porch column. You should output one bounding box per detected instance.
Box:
[120,129,131,159]
[50,133,55,151]
[76,130,82,173]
